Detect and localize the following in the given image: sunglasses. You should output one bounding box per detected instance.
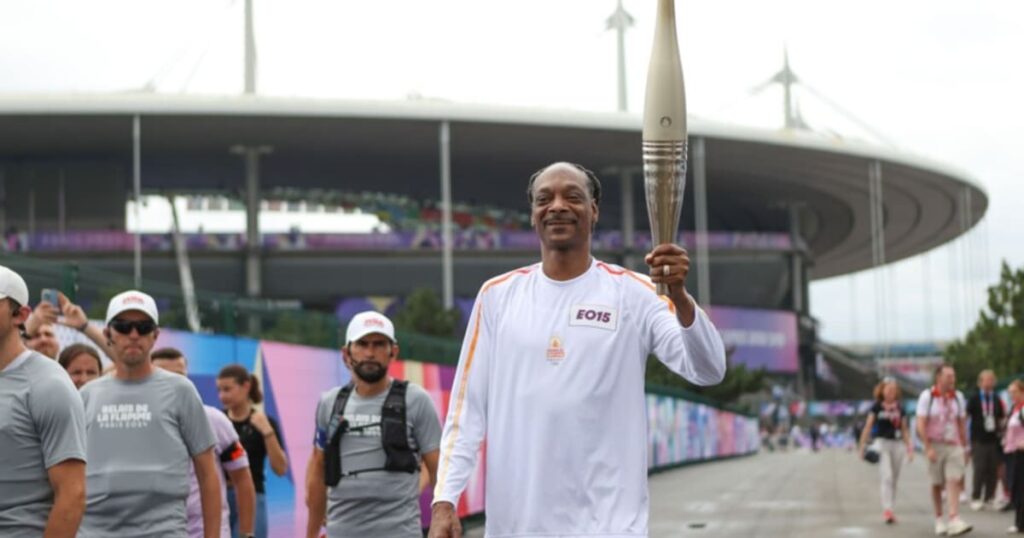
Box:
[109,319,157,336]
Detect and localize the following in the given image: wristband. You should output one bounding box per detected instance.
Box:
[77,320,90,332]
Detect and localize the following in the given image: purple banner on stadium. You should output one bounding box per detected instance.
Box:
[3,230,791,253]
[708,306,798,373]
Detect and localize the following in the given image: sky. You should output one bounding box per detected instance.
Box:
[1,0,1021,345]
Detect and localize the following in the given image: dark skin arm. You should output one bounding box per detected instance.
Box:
[645,243,697,327]
[428,502,462,538]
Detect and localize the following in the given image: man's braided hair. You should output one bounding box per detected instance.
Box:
[526,162,602,206]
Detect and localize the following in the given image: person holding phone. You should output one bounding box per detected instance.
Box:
[23,289,114,361]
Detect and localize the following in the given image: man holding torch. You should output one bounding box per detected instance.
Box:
[428,3,715,535]
[428,159,725,536]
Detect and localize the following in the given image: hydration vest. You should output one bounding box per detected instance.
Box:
[324,380,418,486]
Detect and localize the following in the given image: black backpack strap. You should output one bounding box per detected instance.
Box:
[324,383,354,487]
[381,380,418,473]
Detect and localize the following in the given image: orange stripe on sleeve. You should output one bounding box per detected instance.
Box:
[597,261,676,313]
[435,266,532,494]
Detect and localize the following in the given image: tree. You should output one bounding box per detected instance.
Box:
[392,288,461,338]
[262,311,337,348]
[945,261,1024,391]
[645,354,767,410]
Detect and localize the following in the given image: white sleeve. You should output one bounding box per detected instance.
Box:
[433,287,492,506]
[915,391,930,418]
[642,290,726,386]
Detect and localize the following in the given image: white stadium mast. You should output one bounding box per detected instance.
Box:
[606,0,635,113]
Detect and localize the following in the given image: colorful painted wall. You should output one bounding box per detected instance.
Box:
[647,394,761,467]
[150,329,483,536]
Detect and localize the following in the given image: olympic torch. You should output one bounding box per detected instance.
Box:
[642,0,687,296]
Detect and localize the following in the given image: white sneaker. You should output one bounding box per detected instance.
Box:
[1007,526,1019,534]
[936,519,948,536]
[991,499,1011,511]
[970,500,984,511]
[946,517,973,536]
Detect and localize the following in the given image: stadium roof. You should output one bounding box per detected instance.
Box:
[0,93,987,280]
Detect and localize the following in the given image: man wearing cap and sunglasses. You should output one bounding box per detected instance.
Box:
[0,265,87,537]
[305,311,442,538]
[79,290,222,538]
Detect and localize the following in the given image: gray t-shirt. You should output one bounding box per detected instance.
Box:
[314,381,442,538]
[0,350,87,537]
[80,367,215,538]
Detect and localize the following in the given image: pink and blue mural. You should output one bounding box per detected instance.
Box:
[150,329,485,535]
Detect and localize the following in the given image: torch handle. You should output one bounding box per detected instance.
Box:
[643,140,688,297]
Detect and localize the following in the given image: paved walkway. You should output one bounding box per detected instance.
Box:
[649,449,1008,537]
[467,448,1012,537]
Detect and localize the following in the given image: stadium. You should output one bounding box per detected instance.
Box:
[0,92,987,395]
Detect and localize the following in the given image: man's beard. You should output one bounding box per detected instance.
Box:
[353,360,387,383]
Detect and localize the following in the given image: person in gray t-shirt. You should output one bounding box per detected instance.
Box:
[0,265,87,537]
[79,290,220,538]
[306,312,442,538]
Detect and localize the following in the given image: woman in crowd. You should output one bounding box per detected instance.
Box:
[858,378,913,525]
[1003,380,1024,533]
[57,343,102,389]
[217,364,289,538]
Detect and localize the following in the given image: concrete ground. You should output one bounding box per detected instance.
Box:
[465,449,1014,537]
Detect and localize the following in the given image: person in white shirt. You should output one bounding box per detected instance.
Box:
[916,364,972,536]
[428,162,727,538]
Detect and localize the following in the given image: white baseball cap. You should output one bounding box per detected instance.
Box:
[345,311,396,344]
[106,290,160,324]
[0,265,30,306]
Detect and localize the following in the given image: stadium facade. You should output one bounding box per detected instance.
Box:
[0,94,987,394]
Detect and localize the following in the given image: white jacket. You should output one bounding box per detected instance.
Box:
[434,259,726,537]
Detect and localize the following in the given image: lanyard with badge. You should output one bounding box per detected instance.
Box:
[882,402,902,440]
[982,392,997,433]
[935,391,958,442]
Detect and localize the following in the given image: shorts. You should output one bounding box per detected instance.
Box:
[928,442,966,485]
